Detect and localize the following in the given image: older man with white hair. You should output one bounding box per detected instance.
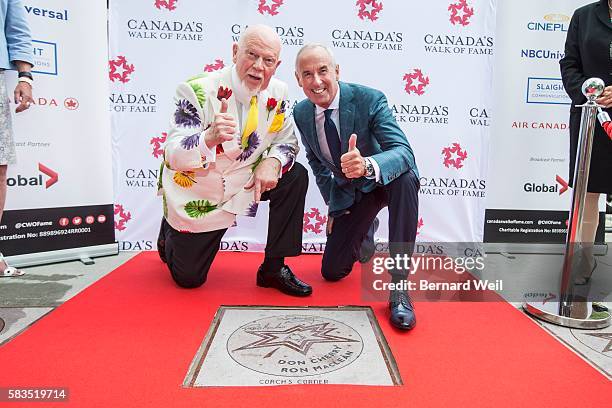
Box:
[157,25,311,297]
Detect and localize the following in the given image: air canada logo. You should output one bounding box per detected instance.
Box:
[154,0,178,11]
[64,97,78,110]
[109,56,135,83]
[227,315,363,377]
[204,59,224,72]
[114,204,132,231]
[150,132,167,158]
[258,0,284,16]
[442,143,468,169]
[357,0,383,22]
[303,208,327,234]
[448,0,474,26]
[403,69,429,96]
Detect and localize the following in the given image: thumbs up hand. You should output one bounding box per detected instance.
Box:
[340,133,366,179]
[204,97,237,149]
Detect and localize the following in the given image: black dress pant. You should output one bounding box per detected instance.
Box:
[160,162,309,288]
[321,169,420,281]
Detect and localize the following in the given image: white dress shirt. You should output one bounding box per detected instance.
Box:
[314,88,381,181]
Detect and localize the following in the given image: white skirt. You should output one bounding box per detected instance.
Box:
[0,71,16,165]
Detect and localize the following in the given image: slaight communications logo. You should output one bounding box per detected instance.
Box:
[303,208,327,234]
[150,132,168,159]
[403,69,430,96]
[448,0,474,26]
[357,0,383,22]
[204,59,224,72]
[442,143,468,169]
[114,204,132,231]
[258,0,284,16]
[154,0,178,11]
[109,56,135,83]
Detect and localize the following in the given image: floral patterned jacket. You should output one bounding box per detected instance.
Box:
[158,66,298,233]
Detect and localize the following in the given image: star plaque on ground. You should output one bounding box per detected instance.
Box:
[184,306,401,386]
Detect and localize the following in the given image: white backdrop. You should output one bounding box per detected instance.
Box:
[0,0,115,262]
[109,0,497,252]
[484,0,606,245]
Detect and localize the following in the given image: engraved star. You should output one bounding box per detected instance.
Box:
[585,332,612,353]
[232,323,359,356]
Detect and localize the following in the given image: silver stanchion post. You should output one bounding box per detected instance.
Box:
[524,78,611,329]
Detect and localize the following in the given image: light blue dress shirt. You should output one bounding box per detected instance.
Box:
[0,0,33,70]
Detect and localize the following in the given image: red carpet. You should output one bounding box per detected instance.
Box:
[0,252,609,407]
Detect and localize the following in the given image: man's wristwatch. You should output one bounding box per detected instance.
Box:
[17,71,33,86]
[364,157,375,178]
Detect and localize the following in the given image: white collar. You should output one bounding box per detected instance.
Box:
[231,65,258,105]
[315,85,340,114]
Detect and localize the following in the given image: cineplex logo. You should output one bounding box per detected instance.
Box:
[6,163,58,189]
[524,175,569,195]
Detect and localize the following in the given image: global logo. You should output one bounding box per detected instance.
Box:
[303,208,327,234]
[114,204,132,231]
[154,0,178,11]
[150,132,167,159]
[442,143,468,169]
[356,0,383,22]
[258,0,284,16]
[448,0,474,26]
[204,59,224,72]
[6,163,58,189]
[523,175,568,195]
[109,56,135,83]
[403,69,429,96]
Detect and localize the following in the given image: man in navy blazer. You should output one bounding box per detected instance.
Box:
[293,44,420,330]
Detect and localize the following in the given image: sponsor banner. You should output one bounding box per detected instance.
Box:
[484,209,605,243]
[0,205,115,256]
[484,0,606,244]
[4,1,115,259]
[110,0,495,250]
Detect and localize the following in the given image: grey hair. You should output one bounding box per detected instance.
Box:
[295,43,337,72]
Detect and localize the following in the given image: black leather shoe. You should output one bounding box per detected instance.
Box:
[257,265,312,297]
[359,217,380,263]
[389,289,416,330]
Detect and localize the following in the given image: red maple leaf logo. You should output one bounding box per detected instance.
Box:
[64,98,79,110]
[258,0,284,16]
[403,69,429,96]
[416,217,424,235]
[442,143,468,169]
[150,132,168,159]
[303,208,328,234]
[204,59,224,72]
[154,0,178,11]
[356,0,383,21]
[109,56,135,83]
[448,0,474,26]
[114,204,132,231]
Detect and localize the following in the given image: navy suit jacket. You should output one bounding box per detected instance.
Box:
[293,81,418,215]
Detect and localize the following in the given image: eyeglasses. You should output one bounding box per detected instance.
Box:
[244,50,278,68]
